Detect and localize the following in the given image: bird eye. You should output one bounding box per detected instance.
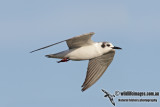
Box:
[107,44,110,47]
[101,43,106,48]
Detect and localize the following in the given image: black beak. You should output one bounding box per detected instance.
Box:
[112,46,122,49]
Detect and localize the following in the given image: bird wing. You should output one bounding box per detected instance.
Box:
[81,50,115,91]
[109,97,115,106]
[102,89,108,94]
[66,32,94,49]
[30,32,95,53]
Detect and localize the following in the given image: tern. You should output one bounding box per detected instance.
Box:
[102,89,115,106]
[30,32,121,91]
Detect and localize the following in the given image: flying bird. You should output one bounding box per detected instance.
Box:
[30,32,121,91]
[102,89,116,106]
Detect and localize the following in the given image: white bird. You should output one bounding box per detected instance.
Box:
[30,32,121,91]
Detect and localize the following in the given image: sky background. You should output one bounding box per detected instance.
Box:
[0,0,160,107]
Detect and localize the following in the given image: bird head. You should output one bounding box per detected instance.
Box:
[101,42,122,53]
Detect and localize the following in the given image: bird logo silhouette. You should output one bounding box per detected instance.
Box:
[102,89,116,106]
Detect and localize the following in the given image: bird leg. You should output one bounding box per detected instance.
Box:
[57,58,70,63]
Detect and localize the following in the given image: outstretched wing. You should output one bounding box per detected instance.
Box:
[30,32,95,53]
[109,97,115,106]
[81,50,115,91]
[102,89,108,94]
[66,32,94,49]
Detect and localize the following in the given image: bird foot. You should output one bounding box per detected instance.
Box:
[57,58,70,63]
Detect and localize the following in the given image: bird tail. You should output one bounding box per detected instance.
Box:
[45,54,55,58]
[45,54,58,58]
[45,54,64,59]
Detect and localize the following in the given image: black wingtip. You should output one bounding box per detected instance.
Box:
[81,88,87,92]
[29,49,41,53]
[81,89,84,92]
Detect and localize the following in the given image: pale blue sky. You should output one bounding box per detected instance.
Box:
[0,0,160,107]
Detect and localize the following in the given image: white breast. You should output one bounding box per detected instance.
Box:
[65,43,103,60]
